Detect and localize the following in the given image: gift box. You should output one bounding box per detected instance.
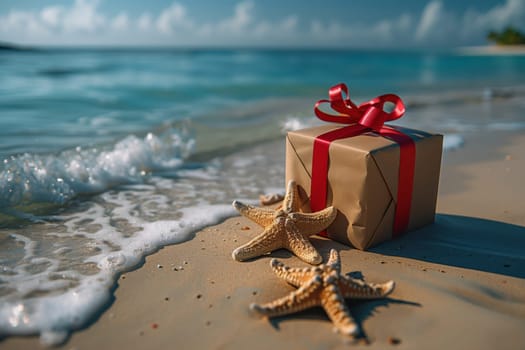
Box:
[285,84,443,250]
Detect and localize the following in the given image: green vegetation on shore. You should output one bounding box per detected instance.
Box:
[487,26,525,45]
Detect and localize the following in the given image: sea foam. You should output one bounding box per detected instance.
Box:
[0,128,194,210]
[0,138,286,345]
[443,134,465,151]
[0,183,236,345]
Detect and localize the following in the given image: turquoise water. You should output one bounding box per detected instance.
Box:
[2,48,525,210]
[2,48,525,157]
[1,48,525,344]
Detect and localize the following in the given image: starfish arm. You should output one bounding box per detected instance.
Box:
[321,284,359,336]
[269,258,318,288]
[326,249,342,275]
[282,180,301,213]
[232,224,284,261]
[285,220,323,265]
[289,206,337,236]
[339,277,395,299]
[250,276,322,317]
[232,200,275,227]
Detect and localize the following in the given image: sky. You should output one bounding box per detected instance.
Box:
[0,0,524,48]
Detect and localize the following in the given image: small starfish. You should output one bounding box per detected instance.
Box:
[232,180,336,265]
[250,249,395,336]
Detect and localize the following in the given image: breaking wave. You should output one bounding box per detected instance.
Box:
[0,128,195,211]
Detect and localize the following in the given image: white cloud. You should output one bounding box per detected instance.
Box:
[0,0,105,42]
[219,1,253,33]
[309,12,413,46]
[111,13,129,31]
[40,6,64,28]
[414,1,463,45]
[137,13,153,31]
[480,0,525,27]
[156,2,191,34]
[2,0,524,47]
[0,0,415,47]
[416,1,443,40]
[463,0,525,37]
[413,0,525,45]
[62,0,106,33]
[1,10,48,36]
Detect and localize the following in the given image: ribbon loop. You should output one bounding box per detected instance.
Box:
[314,83,406,130]
[358,106,385,131]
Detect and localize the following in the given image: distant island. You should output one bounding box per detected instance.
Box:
[458,26,525,55]
[487,26,525,45]
[0,42,35,51]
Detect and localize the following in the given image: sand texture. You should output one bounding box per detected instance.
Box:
[3,131,525,350]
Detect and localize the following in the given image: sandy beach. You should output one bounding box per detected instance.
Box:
[458,45,525,56]
[2,0,525,344]
[3,127,525,350]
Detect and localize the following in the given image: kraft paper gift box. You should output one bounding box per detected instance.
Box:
[285,84,443,250]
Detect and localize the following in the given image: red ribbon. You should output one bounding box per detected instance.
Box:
[311,83,416,237]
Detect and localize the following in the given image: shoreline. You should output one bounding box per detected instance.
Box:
[3,128,525,349]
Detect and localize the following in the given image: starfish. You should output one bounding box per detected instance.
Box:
[232,180,336,265]
[250,249,395,336]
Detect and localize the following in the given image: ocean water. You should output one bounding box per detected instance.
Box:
[1,48,525,344]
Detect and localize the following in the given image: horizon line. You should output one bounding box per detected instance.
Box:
[0,41,488,53]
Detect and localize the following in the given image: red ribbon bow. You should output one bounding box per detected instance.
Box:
[310,83,415,237]
[314,83,406,130]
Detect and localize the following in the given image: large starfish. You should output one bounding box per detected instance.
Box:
[250,249,395,336]
[232,180,336,265]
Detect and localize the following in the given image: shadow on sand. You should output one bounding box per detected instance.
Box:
[267,297,419,343]
[370,214,525,278]
[264,213,525,342]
